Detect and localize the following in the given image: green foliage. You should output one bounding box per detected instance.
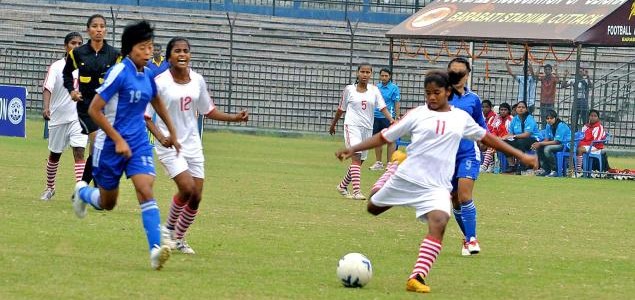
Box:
[0,120,634,299]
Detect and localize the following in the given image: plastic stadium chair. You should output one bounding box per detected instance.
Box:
[555,131,584,177]
[582,133,610,178]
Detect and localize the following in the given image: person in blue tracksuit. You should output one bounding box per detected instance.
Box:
[531,110,571,177]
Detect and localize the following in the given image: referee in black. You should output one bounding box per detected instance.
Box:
[63,14,120,185]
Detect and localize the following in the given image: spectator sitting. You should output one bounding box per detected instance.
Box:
[532,110,571,177]
[480,102,512,173]
[511,103,518,117]
[573,109,606,177]
[502,101,540,173]
[482,100,496,126]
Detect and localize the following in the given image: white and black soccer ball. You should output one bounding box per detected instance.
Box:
[336,253,372,288]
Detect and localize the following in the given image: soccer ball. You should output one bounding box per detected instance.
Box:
[391,150,407,164]
[336,253,373,288]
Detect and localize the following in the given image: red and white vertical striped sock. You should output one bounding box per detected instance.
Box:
[350,164,362,195]
[482,149,494,169]
[175,206,198,240]
[409,235,442,279]
[166,195,187,229]
[45,160,59,190]
[74,160,85,182]
[338,167,352,190]
[576,155,583,172]
[371,162,398,194]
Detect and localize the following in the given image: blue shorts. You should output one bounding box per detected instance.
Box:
[92,145,156,190]
[451,155,480,192]
[372,118,391,135]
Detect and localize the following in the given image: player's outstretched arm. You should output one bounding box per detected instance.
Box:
[481,132,538,169]
[205,108,249,122]
[88,94,131,158]
[150,96,181,154]
[335,133,388,161]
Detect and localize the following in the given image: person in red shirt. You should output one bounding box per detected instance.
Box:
[538,64,559,128]
[482,100,496,129]
[480,103,512,172]
[574,109,606,176]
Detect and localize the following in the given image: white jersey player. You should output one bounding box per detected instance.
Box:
[329,63,395,200]
[335,70,537,294]
[145,37,248,254]
[40,32,88,201]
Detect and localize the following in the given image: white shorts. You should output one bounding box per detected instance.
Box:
[344,124,372,161]
[48,120,88,153]
[582,145,602,154]
[370,175,452,223]
[157,148,205,179]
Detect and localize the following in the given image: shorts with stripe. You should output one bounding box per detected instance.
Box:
[47,120,88,153]
[156,147,205,179]
[344,124,372,161]
[92,145,156,190]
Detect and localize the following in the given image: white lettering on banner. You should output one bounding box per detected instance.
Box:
[0,97,7,120]
[607,25,633,35]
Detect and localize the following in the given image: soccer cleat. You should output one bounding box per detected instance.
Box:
[175,239,196,255]
[406,274,431,293]
[150,244,171,270]
[467,237,480,255]
[369,161,385,171]
[348,193,366,201]
[71,181,88,219]
[161,225,176,250]
[545,171,558,177]
[534,169,546,176]
[479,165,487,173]
[335,185,350,198]
[461,240,471,256]
[40,188,55,201]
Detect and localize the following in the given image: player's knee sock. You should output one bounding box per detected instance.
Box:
[482,150,493,169]
[78,186,102,210]
[576,155,583,172]
[453,208,466,236]
[140,200,161,250]
[81,155,93,184]
[338,167,352,189]
[166,195,187,230]
[461,200,477,240]
[175,206,198,240]
[74,160,85,182]
[409,235,442,279]
[350,164,361,194]
[45,159,59,190]
[371,162,398,194]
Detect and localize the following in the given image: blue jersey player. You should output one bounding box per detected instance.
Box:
[447,58,487,256]
[70,20,180,270]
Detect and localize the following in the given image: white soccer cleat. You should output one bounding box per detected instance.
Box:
[40,188,55,201]
[369,161,385,171]
[150,244,171,270]
[335,185,350,198]
[461,240,471,256]
[161,225,176,250]
[348,193,367,201]
[175,239,196,255]
[71,181,88,219]
[467,237,481,255]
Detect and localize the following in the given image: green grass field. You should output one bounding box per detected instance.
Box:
[1,120,634,299]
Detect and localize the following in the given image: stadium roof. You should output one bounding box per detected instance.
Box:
[386,0,635,46]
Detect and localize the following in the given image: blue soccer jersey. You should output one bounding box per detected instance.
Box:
[544,121,571,144]
[449,87,487,158]
[95,57,157,152]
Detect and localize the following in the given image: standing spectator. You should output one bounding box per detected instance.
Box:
[561,65,592,131]
[40,32,87,201]
[573,109,606,177]
[146,42,169,76]
[369,68,400,171]
[503,101,540,173]
[63,14,120,186]
[480,102,513,173]
[447,57,487,256]
[531,110,571,177]
[538,64,559,128]
[505,61,537,115]
[71,20,180,270]
[330,63,394,200]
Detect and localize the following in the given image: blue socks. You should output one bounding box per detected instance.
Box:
[140,200,161,251]
[453,208,466,236]
[461,200,477,241]
[78,186,102,210]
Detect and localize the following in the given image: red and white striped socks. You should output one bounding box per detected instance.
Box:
[409,236,442,280]
[175,206,198,240]
[338,167,352,190]
[576,155,583,172]
[371,162,398,194]
[349,164,362,195]
[74,161,85,182]
[45,160,59,190]
[481,149,494,170]
[166,196,186,230]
